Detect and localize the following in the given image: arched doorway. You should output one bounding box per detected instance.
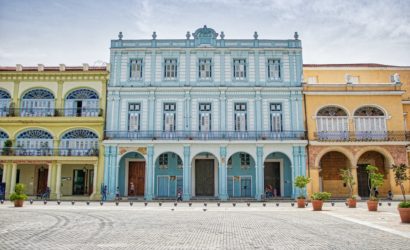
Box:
[354,106,387,140]
[0,89,11,117]
[319,151,352,198]
[226,152,255,198]
[192,152,218,197]
[264,152,292,198]
[20,88,55,117]
[65,88,99,117]
[356,151,391,198]
[316,106,349,140]
[154,152,183,198]
[119,151,146,197]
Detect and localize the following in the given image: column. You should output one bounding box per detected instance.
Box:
[182,145,191,201]
[309,167,321,195]
[292,147,299,199]
[255,91,262,132]
[103,145,112,199]
[219,90,226,131]
[1,164,7,183]
[56,163,62,199]
[351,167,359,197]
[92,162,98,198]
[148,91,155,131]
[47,163,52,188]
[9,163,17,194]
[145,145,154,200]
[110,147,118,199]
[255,146,264,200]
[219,146,228,200]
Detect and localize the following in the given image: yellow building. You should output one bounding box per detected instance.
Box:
[303,64,410,199]
[0,64,109,200]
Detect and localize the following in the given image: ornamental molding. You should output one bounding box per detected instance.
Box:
[119,147,147,155]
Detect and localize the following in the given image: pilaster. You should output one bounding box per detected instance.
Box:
[145,145,154,200]
[182,145,191,200]
[9,163,17,195]
[56,163,62,199]
[255,146,264,200]
[219,146,228,200]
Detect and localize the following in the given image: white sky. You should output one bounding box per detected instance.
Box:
[0,0,409,66]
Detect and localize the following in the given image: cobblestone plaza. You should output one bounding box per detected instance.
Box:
[0,201,409,249]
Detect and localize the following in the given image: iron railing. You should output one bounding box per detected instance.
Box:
[0,148,99,156]
[105,130,307,140]
[314,131,408,142]
[1,108,103,117]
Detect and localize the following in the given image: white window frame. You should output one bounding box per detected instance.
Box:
[128,103,141,131]
[267,59,281,81]
[163,103,176,132]
[270,103,283,132]
[234,103,247,131]
[129,59,143,80]
[198,58,212,80]
[233,59,247,80]
[199,103,212,131]
[164,59,178,80]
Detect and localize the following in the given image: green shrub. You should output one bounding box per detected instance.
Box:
[340,168,355,199]
[311,192,331,201]
[366,165,384,201]
[294,176,310,199]
[392,164,409,202]
[399,201,410,208]
[9,183,28,201]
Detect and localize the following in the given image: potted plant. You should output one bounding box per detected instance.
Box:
[311,192,331,211]
[294,176,310,208]
[9,183,28,207]
[392,164,410,223]
[366,165,384,212]
[340,168,357,208]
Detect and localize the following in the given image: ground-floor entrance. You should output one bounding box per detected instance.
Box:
[264,162,281,197]
[128,161,145,196]
[195,159,214,196]
[357,164,370,197]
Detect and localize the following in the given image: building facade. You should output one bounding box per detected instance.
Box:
[303,64,410,199]
[104,26,307,201]
[0,64,109,200]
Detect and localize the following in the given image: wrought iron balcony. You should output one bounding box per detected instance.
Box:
[1,108,103,117]
[105,130,307,141]
[314,131,407,142]
[0,148,99,156]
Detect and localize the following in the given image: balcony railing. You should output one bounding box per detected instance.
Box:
[105,130,307,140]
[314,131,407,142]
[1,108,103,117]
[0,148,99,156]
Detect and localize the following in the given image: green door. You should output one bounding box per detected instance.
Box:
[73,170,85,195]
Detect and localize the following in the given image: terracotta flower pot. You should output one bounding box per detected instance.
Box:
[347,198,357,208]
[14,200,24,207]
[312,200,323,211]
[398,207,410,223]
[297,198,305,208]
[367,200,378,211]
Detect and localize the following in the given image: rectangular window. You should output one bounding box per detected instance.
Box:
[163,103,176,131]
[240,153,250,169]
[199,103,212,131]
[198,59,212,80]
[233,59,247,80]
[128,103,141,131]
[234,103,247,131]
[130,59,143,80]
[159,154,168,169]
[270,103,282,132]
[267,59,281,80]
[164,59,178,80]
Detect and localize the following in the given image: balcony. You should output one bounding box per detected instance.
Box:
[314,131,407,142]
[1,108,103,117]
[0,148,99,156]
[105,130,307,141]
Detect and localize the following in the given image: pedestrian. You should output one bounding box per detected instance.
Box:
[115,186,120,200]
[130,182,135,196]
[177,189,183,202]
[102,185,107,201]
[387,190,393,200]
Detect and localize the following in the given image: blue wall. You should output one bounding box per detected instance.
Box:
[154,152,183,197]
[227,153,256,197]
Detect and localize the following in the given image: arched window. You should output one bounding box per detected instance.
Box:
[354,106,386,139]
[0,89,11,117]
[21,89,55,117]
[0,130,9,149]
[65,88,99,117]
[316,106,349,140]
[60,129,99,156]
[16,129,53,156]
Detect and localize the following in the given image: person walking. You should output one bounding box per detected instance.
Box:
[177,189,183,202]
[130,182,135,196]
[115,187,120,200]
[102,185,107,201]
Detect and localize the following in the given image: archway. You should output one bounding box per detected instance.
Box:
[0,89,11,117]
[316,106,348,140]
[119,151,146,197]
[192,152,218,197]
[319,151,352,198]
[226,152,255,198]
[356,151,391,198]
[20,88,55,117]
[65,88,99,117]
[354,106,387,140]
[154,152,183,198]
[264,152,292,198]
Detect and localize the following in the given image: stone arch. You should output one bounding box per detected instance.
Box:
[154,151,183,198]
[314,147,355,168]
[353,105,387,117]
[118,151,146,197]
[316,105,349,117]
[191,151,219,197]
[264,151,293,197]
[226,151,256,198]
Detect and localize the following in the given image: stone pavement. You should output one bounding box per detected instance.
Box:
[0,201,409,249]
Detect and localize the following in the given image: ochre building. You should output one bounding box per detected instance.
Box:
[303,64,410,199]
[0,64,109,200]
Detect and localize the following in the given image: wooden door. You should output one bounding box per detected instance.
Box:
[37,168,48,194]
[357,164,370,197]
[195,159,214,196]
[129,162,145,196]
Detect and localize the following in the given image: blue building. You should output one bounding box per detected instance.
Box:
[103,26,307,201]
